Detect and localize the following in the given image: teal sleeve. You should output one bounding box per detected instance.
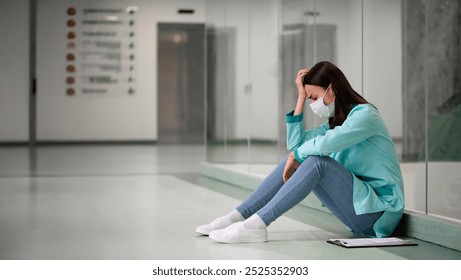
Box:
[286,111,305,150]
[286,110,328,152]
[286,111,303,123]
[295,105,379,161]
[293,150,303,163]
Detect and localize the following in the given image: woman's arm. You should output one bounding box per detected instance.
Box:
[286,112,328,150]
[283,68,309,182]
[294,69,309,115]
[283,152,300,183]
[286,68,323,151]
[293,104,379,162]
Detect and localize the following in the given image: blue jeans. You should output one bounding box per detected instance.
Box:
[236,155,383,237]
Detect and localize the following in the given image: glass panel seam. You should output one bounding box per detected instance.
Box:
[424,0,429,216]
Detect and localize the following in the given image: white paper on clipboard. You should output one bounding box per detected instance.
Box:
[327,237,417,248]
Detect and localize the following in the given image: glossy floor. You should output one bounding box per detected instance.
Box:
[0,144,460,259]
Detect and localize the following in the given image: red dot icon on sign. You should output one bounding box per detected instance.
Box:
[67,7,76,16]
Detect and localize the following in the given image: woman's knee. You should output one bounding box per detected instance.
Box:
[300,155,331,171]
[303,155,331,164]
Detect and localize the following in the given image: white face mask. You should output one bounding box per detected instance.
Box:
[309,84,335,118]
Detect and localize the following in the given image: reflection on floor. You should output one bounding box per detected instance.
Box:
[0,144,460,259]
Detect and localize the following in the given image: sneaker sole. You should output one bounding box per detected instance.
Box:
[195,229,211,236]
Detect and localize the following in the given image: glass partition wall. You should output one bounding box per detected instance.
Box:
[205,0,461,223]
[205,0,280,171]
[425,0,461,221]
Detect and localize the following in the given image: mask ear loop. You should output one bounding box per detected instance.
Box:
[326,84,335,118]
[325,84,336,111]
[323,84,333,101]
[329,84,336,102]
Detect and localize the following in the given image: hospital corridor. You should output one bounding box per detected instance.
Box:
[0,0,460,268]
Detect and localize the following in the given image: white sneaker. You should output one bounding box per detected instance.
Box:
[195,216,236,235]
[209,221,268,243]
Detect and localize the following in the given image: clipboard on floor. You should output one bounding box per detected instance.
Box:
[327,237,417,248]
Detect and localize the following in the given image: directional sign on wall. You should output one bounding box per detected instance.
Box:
[65,5,138,97]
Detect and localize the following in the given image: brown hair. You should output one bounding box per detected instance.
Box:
[302,61,369,129]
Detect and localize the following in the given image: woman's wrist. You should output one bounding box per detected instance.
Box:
[294,96,306,115]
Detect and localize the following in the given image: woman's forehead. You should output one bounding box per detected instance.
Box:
[304,84,324,92]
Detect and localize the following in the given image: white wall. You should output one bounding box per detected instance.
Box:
[363,0,403,139]
[36,0,205,141]
[315,0,363,91]
[0,0,30,142]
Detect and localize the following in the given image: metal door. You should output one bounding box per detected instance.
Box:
[157,23,205,143]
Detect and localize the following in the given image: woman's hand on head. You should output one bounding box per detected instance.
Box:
[282,152,301,183]
[295,69,309,99]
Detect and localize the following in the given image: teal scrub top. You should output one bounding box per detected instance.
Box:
[286,104,405,238]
